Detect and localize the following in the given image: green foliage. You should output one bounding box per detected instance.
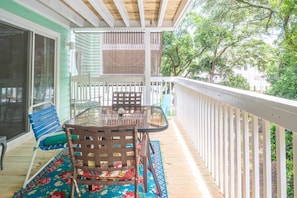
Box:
[266,0,297,100]
[222,75,250,90]
[268,66,297,99]
[161,24,203,77]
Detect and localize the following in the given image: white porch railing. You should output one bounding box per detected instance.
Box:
[174,77,297,198]
[70,74,174,116]
[70,74,297,197]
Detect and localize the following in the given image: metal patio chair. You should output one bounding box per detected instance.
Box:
[65,124,141,197]
[112,91,142,112]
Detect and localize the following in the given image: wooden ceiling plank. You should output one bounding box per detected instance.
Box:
[63,0,99,27]
[137,0,145,28]
[157,0,168,27]
[88,0,115,27]
[113,0,130,27]
[38,0,85,27]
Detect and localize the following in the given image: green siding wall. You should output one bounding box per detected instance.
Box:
[0,0,71,121]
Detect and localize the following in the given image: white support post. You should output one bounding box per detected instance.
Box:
[144,30,151,105]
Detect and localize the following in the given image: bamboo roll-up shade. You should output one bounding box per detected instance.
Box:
[102,32,162,75]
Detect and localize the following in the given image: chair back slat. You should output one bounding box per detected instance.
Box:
[28,104,62,140]
[112,92,142,111]
[65,124,139,187]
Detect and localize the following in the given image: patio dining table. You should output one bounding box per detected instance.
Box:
[63,105,168,196]
[64,105,168,132]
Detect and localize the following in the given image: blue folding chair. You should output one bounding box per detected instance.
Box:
[161,94,173,117]
[23,101,68,188]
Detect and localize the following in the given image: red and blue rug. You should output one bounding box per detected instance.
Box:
[13,141,167,198]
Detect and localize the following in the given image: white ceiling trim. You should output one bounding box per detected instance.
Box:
[113,0,130,27]
[157,0,168,27]
[14,0,71,28]
[63,0,99,27]
[72,27,174,33]
[137,0,145,28]
[88,0,115,28]
[38,0,85,27]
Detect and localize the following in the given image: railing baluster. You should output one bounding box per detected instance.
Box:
[293,132,297,198]
[235,108,242,198]
[218,102,224,192]
[276,126,287,198]
[214,100,219,186]
[210,99,215,177]
[223,103,229,197]
[229,105,235,198]
[263,119,272,198]
[252,115,260,198]
[243,111,250,198]
[207,97,212,171]
[193,91,199,151]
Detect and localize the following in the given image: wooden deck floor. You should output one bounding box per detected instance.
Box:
[0,118,223,198]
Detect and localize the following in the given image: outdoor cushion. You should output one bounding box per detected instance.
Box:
[77,168,136,181]
[43,133,78,146]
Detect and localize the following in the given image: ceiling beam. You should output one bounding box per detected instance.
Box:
[113,0,130,27]
[88,0,115,27]
[63,0,99,27]
[137,0,145,28]
[157,0,168,27]
[173,0,194,28]
[38,0,85,27]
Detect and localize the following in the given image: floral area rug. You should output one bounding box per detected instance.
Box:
[13,141,167,198]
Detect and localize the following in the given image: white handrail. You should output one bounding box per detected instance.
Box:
[174,77,297,198]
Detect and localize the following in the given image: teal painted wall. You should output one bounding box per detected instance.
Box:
[0,0,71,121]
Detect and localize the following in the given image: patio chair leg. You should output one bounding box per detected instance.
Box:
[23,148,38,188]
[147,134,155,154]
[147,145,162,197]
[139,133,155,154]
[0,136,7,170]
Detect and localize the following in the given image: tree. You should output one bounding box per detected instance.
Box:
[267,0,297,100]
[161,1,277,86]
[161,13,206,77]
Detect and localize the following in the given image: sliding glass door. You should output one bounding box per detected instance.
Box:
[0,21,56,141]
[0,22,29,140]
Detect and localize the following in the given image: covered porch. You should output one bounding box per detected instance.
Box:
[1,0,297,197]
